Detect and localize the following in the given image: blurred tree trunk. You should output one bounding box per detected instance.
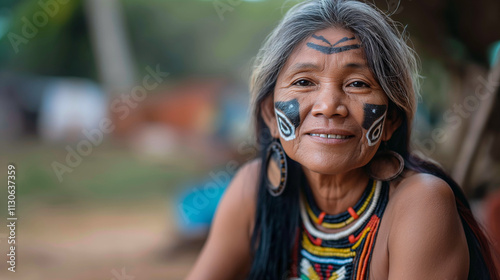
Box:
[84,0,136,95]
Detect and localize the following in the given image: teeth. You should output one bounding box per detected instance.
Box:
[310,133,349,139]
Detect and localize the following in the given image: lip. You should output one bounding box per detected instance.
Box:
[306,128,355,135]
[304,128,356,144]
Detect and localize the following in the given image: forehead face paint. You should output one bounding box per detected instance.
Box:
[274,99,300,141]
[363,103,387,146]
[306,34,361,55]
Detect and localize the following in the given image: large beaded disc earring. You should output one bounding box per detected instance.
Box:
[366,142,404,181]
[264,139,288,196]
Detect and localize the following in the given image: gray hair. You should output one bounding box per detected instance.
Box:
[250,0,420,140]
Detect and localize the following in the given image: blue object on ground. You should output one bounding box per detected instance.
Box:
[175,176,231,236]
[489,41,500,67]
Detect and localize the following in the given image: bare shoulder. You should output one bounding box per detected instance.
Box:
[224,158,261,229]
[229,158,262,199]
[389,172,456,214]
[388,172,461,236]
[209,158,261,241]
[186,158,261,280]
[385,172,469,279]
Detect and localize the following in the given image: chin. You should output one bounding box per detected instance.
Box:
[292,155,358,175]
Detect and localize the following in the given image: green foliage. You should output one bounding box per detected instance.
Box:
[122,0,285,80]
[0,0,97,78]
[0,0,287,81]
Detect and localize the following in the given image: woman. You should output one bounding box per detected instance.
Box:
[187,0,498,279]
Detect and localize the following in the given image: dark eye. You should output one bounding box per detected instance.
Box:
[293,79,314,87]
[349,81,369,88]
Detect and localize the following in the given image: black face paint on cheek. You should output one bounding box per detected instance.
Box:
[274,99,300,141]
[306,34,361,55]
[363,103,387,146]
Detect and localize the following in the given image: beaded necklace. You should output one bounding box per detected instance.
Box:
[289,179,390,280]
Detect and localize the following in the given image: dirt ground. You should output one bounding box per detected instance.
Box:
[0,199,200,280]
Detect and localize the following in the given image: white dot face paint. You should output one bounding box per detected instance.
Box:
[366,112,386,146]
[275,108,296,141]
[275,99,301,141]
[363,104,387,146]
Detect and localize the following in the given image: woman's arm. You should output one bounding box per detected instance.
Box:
[186,160,260,280]
[388,173,470,279]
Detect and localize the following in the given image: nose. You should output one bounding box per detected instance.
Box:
[311,85,348,118]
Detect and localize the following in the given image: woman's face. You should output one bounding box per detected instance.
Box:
[266,27,398,175]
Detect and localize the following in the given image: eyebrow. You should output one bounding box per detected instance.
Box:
[288,62,368,73]
[343,62,368,69]
[288,63,321,73]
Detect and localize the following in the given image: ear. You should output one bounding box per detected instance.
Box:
[261,94,280,138]
[382,107,403,141]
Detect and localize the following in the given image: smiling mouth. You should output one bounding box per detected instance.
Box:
[308,133,353,139]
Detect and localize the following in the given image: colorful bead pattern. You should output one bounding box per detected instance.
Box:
[304,179,376,229]
[289,179,389,280]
